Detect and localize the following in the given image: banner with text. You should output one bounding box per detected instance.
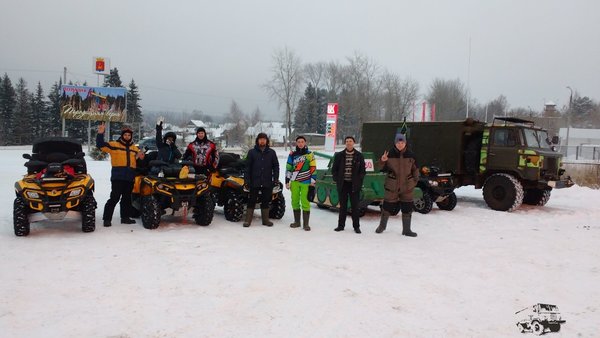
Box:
[60,85,127,122]
[325,103,338,152]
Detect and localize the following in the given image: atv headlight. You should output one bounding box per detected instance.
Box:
[428,180,439,187]
[68,188,83,197]
[26,191,40,199]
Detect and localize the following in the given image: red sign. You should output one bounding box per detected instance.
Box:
[95,60,105,72]
[327,102,338,115]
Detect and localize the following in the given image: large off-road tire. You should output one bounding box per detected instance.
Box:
[194,194,215,226]
[13,197,30,237]
[141,196,161,229]
[413,191,433,214]
[483,173,524,212]
[523,188,551,206]
[316,203,330,209]
[436,192,457,211]
[531,320,545,335]
[223,190,245,222]
[269,192,286,219]
[548,323,560,332]
[80,193,97,233]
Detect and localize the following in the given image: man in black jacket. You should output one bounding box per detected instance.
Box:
[332,136,366,233]
[243,132,280,227]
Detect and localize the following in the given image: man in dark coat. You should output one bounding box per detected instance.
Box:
[376,133,419,236]
[243,132,280,227]
[332,136,366,233]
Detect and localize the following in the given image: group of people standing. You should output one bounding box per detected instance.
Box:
[95,120,418,237]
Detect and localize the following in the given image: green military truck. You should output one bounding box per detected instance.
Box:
[361,117,573,212]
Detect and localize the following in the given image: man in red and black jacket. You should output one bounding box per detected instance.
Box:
[183,127,219,175]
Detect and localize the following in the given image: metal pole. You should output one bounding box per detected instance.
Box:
[62,67,67,137]
[466,37,471,118]
[566,86,572,158]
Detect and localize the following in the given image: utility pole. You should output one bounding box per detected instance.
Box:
[566,86,573,158]
[466,37,471,118]
[62,67,66,137]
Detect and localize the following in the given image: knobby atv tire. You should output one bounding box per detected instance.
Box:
[413,191,433,214]
[80,193,97,233]
[436,192,458,211]
[548,323,560,332]
[141,196,161,229]
[194,194,215,226]
[531,320,545,336]
[523,188,551,206]
[223,190,245,222]
[269,192,286,219]
[13,197,30,236]
[482,173,524,212]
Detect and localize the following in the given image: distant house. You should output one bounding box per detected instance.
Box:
[246,121,287,145]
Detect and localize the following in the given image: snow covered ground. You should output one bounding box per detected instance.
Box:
[1,146,599,337]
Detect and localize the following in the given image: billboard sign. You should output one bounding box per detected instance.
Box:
[59,85,127,122]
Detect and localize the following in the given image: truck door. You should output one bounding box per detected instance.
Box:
[486,128,521,171]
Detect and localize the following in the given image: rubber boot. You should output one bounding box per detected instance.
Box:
[243,208,254,227]
[402,213,417,237]
[375,210,390,233]
[261,208,273,226]
[302,211,311,231]
[290,210,301,228]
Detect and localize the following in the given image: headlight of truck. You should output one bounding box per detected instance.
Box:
[26,191,40,199]
[68,188,83,197]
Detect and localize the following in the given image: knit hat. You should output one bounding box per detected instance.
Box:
[395,133,406,143]
[196,127,206,134]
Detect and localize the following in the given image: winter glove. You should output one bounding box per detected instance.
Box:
[156,116,164,128]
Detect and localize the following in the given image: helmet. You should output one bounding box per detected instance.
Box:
[121,126,133,136]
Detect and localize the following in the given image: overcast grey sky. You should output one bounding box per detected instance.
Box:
[1,0,598,119]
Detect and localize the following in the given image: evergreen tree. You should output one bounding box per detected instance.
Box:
[31,82,47,139]
[126,79,143,123]
[0,74,17,145]
[46,79,63,137]
[294,83,327,135]
[13,78,33,145]
[103,68,123,87]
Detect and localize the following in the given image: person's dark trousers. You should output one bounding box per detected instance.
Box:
[337,181,360,230]
[103,180,134,221]
[247,186,272,209]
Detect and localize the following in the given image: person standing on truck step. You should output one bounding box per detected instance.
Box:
[183,126,219,175]
[376,133,419,237]
[332,136,366,234]
[285,135,317,231]
[243,132,280,227]
[96,122,144,227]
[155,116,182,165]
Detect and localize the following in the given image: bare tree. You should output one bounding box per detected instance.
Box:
[304,62,327,90]
[487,94,509,117]
[379,71,419,121]
[427,78,467,121]
[223,100,248,146]
[250,106,262,126]
[263,46,303,149]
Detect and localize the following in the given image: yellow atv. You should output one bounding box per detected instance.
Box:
[132,159,214,229]
[13,137,97,236]
[210,152,285,222]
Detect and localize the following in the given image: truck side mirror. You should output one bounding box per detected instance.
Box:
[23,153,32,160]
[551,136,560,144]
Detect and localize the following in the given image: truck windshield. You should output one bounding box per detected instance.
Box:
[523,129,552,149]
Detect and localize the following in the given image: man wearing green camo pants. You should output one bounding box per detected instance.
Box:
[285,136,317,231]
